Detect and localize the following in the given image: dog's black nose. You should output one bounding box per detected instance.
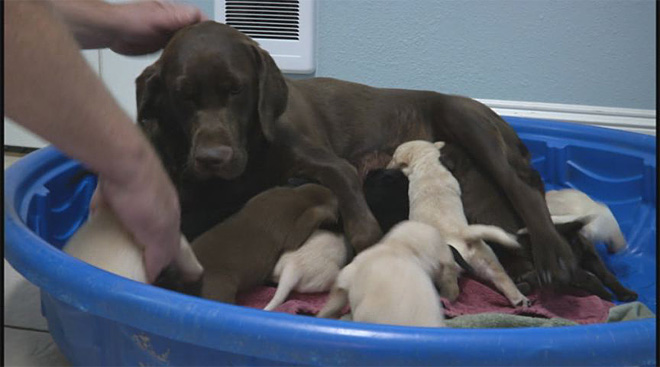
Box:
[194,146,233,168]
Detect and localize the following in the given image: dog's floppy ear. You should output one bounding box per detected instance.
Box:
[252,45,288,141]
[136,63,165,123]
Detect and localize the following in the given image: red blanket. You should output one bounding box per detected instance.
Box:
[237,275,614,324]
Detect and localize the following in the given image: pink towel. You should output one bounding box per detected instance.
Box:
[237,275,614,324]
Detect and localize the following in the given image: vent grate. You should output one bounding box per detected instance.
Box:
[226,0,300,40]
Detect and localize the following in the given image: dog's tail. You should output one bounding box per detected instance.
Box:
[317,285,348,319]
[462,224,520,248]
[264,263,302,311]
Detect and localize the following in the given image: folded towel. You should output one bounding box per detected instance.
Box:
[607,301,655,322]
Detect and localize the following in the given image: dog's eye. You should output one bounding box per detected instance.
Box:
[229,85,243,95]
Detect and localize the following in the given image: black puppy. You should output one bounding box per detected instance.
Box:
[363,169,409,233]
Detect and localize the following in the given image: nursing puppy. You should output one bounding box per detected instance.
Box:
[264,230,348,311]
[63,203,203,285]
[363,168,410,233]
[546,189,627,254]
[192,183,339,304]
[317,221,460,327]
[388,140,530,307]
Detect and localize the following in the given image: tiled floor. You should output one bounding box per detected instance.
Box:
[4,153,71,366]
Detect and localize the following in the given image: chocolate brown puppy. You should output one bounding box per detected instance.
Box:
[191,183,339,304]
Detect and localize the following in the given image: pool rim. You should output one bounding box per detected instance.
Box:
[4,117,656,366]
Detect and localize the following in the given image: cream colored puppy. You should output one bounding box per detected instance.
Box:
[317,221,460,327]
[264,230,348,311]
[64,203,203,284]
[546,189,627,254]
[388,140,530,307]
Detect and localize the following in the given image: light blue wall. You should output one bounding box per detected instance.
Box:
[185,0,656,110]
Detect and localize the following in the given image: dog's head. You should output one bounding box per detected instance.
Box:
[136,21,288,180]
[386,140,442,174]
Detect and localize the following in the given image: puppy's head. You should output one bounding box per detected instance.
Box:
[386,140,441,174]
[136,21,288,180]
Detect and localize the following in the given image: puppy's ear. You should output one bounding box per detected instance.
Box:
[136,63,165,123]
[252,45,288,141]
[434,141,446,150]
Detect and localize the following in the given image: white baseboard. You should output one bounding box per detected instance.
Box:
[4,98,656,150]
[478,99,656,136]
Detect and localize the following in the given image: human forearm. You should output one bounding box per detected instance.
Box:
[4,1,153,186]
[48,0,117,50]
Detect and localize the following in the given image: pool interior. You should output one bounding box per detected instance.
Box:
[20,134,657,314]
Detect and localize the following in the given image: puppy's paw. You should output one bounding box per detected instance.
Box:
[440,282,460,302]
[515,296,532,308]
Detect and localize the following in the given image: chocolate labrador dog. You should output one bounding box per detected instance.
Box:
[136,21,574,284]
[439,143,637,300]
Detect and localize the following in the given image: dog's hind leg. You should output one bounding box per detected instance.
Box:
[433,96,576,285]
[570,268,614,301]
[201,272,239,304]
[468,242,531,307]
[317,286,349,319]
[264,262,302,311]
[580,245,638,302]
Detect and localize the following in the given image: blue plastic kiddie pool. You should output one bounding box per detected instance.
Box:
[4,117,656,366]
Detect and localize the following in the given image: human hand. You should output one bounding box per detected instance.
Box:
[94,148,182,283]
[107,0,207,55]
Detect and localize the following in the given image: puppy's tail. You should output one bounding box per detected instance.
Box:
[264,263,301,311]
[463,224,520,248]
[588,208,627,254]
[317,285,348,319]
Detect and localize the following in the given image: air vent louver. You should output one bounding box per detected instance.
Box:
[226,0,300,40]
[216,0,315,73]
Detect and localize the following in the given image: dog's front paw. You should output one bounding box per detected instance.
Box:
[615,289,638,302]
[530,229,576,285]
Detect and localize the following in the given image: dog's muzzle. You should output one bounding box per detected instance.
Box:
[194,146,234,171]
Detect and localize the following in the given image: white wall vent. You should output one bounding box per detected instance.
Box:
[215,0,316,74]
